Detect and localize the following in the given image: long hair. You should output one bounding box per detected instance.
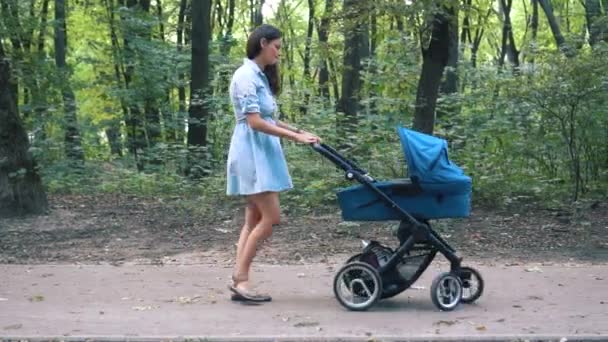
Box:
[246,24,282,95]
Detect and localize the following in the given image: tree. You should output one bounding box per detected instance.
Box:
[336,0,367,143]
[413,4,456,134]
[498,0,520,69]
[187,0,212,176]
[538,0,574,56]
[585,0,607,47]
[176,0,190,144]
[55,0,85,162]
[0,39,48,218]
[317,0,334,102]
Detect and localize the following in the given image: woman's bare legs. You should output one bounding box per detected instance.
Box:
[233,200,261,288]
[233,191,280,291]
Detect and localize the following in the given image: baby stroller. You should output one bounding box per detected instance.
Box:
[312,126,484,311]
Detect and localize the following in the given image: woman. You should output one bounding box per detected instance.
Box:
[226,24,320,302]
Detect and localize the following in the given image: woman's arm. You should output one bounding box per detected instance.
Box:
[276,120,301,133]
[246,114,318,143]
[277,120,320,141]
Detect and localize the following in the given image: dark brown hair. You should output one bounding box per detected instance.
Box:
[246,24,282,95]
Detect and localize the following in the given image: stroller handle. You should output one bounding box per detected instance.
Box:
[311,142,372,181]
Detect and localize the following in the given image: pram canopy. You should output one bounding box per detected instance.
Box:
[336,127,472,221]
[397,127,469,185]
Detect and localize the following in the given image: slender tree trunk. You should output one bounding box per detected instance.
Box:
[155,0,174,145]
[498,0,520,70]
[441,5,458,94]
[585,0,602,47]
[250,0,264,29]
[177,0,189,144]
[413,4,455,135]
[530,0,539,63]
[0,40,48,218]
[538,0,574,56]
[31,0,51,144]
[120,0,146,170]
[336,0,366,143]
[138,0,162,151]
[55,0,85,162]
[303,0,315,79]
[105,0,127,157]
[1,0,21,110]
[317,0,333,102]
[187,0,212,177]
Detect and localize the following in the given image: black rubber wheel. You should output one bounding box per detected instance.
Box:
[430,272,462,311]
[333,261,383,311]
[459,266,484,304]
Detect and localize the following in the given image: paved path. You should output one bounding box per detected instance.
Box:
[1,261,607,341]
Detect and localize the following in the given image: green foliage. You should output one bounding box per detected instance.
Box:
[2,0,607,212]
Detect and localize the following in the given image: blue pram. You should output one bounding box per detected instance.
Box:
[313,126,484,311]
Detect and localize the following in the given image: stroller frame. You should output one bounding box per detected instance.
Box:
[312,142,483,311]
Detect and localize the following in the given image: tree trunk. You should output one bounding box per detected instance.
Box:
[437,3,459,120]
[413,4,454,135]
[250,0,264,29]
[0,40,48,218]
[538,0,574,56]
[120,0,146,170]
[530,0,539,63]
[498,0,520,69]
[317,0,333,102]
[439,2,459,102]
[303,0,315,80]
[187,0,211,177]
[585,0,602,47]
[138,0,162,151]
[336,0,366,143]
[31,0,51,144]
[105,0,127,157]
[177,0,189,144]
[55,0,85,162]
[1,0,22,110]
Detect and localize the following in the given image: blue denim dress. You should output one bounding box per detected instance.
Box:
[226,58,293,196]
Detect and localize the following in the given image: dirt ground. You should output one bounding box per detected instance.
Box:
[1,194,607,265]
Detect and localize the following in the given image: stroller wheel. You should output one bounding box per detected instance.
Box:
[431,272,462,311]
[459,266,484,304]
[333,261,383,311]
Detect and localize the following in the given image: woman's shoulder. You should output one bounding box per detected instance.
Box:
[232,63,258,82]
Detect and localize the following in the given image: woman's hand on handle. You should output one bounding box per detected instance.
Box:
[294,132,320,144]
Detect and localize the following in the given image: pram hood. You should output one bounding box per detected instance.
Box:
[397,127,470,184]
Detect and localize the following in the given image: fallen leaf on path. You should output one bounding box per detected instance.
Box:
[131,305,157,311]
[294,321,319,328]
[476,325,487,331]
[434,320,458,326]
[176,295,202,304]
[28,295,44,302]
[3,324,22,330]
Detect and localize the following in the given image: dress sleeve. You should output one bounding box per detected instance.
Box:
[232,75,260,115]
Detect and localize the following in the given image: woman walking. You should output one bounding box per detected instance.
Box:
[226,24,320,302]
